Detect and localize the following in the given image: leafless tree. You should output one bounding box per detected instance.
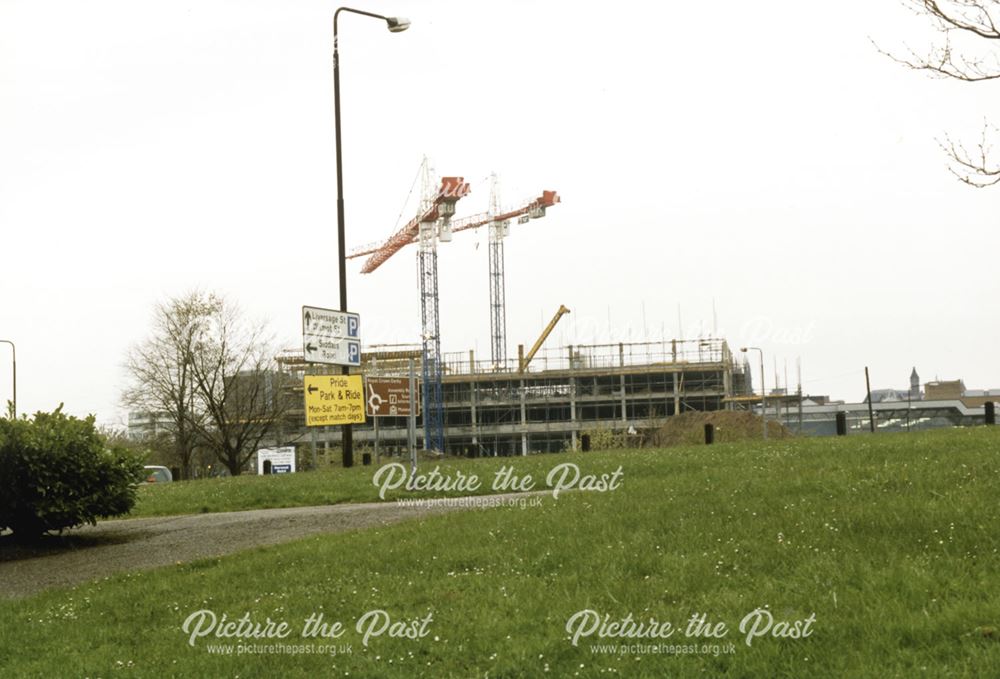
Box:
[122,292,218,479]
[881,1,1000,186]
[184,299,292,476]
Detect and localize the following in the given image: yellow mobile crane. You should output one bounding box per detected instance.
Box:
[518,305,570,372]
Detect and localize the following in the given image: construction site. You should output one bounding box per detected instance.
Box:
[281,337,748,456]
[272,159,997,457]
[277,160,751,457]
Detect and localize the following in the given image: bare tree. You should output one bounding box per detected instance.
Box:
[184,299,291,476]
[122,292,219,479]
[881,1,1000,186]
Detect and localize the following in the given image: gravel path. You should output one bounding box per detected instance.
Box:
[0,494,538,600]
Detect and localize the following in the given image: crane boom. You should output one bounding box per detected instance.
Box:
[520,305,570,372]
[450,190,560,236]
[354,176,471,274]
[347,190,559,270]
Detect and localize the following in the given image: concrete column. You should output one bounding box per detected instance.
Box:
[620,373,627,424]
[570,375,578,451]
[663,367,671,419]
[723,365,732,411]
[471,383,478,449]
[520,378,528,456]
[672,371,680,415]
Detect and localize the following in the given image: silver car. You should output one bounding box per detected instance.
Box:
[142,465,173,484]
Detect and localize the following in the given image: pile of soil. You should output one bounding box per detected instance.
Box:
[649,410,793,447]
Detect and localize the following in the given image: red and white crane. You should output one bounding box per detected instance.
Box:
[348,178,559,367]
[346,160,559,450]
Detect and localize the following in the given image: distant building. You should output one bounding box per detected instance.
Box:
[866,367,923,404]
[127,411,174,440]
[923,379,1000,408]
[963,389,1000,407]
[866,369,1000,408]
[866,388,913,404]
[925,379,966,401]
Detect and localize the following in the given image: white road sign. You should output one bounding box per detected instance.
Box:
[302,305,361,367]
[257,446,296,474]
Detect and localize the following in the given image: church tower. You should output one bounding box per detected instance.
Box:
[910,367,920,399]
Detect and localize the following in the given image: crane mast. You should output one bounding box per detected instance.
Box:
[416,162,461,453]
[418,220,445,452]
[488,175,509,368]
[416,162,470,452]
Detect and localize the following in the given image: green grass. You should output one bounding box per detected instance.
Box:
[130,464,377,517]
[3,428,1000,677]
[128,453,628,518]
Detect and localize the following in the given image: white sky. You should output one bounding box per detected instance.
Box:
[1,0,998,426]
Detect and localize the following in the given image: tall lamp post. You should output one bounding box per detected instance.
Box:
[0,340,15,418]
[741,346,766,440]
[333,7,410,468]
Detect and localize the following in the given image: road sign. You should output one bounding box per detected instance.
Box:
[304,375,365,426]
[366,377,420,417]
[302,305,361,367]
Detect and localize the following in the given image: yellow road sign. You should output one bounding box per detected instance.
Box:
[304,375,366,426]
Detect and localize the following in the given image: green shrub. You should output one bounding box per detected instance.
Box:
[579,426,630,451]
[0,407,145,540]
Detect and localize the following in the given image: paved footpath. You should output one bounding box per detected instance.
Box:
[0,493,542,600]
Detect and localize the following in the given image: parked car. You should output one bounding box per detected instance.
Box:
[142,465,173,484]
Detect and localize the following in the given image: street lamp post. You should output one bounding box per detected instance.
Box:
[0,340,15,418]
[332,7,410,468]
[741,346,766,440]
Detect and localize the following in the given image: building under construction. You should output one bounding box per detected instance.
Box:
[279,337,749,457]
[277,160,746,457]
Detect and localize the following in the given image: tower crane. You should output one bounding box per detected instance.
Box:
[346,161,558,451]
[347,162,469,452]
[438,186,560,368]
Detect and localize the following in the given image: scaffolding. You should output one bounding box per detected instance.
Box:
[279,338,744,456]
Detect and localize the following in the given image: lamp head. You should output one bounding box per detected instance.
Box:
[386,16,410,32]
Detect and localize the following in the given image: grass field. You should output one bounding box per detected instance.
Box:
[127,452,631,518]
[2,428,1000,677]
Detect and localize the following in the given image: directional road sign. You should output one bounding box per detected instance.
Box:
[366,377,420,417]
[304,375,366,426]
[302,305,361,367]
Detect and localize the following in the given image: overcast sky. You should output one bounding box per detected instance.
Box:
[2,0,997,426]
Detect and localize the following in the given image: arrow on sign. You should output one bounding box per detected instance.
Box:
[307,384,319,395]
[304,310,312,329]
[306,343,317,354]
